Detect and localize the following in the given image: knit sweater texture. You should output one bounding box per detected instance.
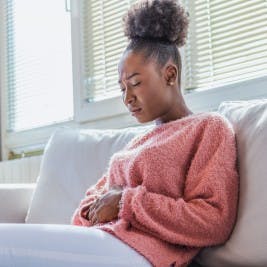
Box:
[71,112,239,267]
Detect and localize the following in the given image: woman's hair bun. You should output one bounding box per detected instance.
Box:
[123,0,189,47]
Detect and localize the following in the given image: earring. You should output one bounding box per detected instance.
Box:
[168,81,174,86]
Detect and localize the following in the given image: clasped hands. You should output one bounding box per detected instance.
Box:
[87,185,123,225]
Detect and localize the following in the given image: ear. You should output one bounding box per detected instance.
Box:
[164,64,178,86]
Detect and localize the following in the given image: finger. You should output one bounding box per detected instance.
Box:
[95,198,103,210]
[88,206,94,218]
[91,213,98,225]
[98,205,115,223]
[87,208,93,220]
[93,196,107,213]
[88,200,98,215]
[90,199,97,210]
[88,202,97,220]
[93,205,106,224]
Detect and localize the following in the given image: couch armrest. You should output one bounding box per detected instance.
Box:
[0,183,36,223]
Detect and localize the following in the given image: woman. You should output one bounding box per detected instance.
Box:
[71,0,239,267]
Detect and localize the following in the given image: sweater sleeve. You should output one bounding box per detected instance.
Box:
[118,118,239,247]
[71,175,108,226]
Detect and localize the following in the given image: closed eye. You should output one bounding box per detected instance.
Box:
[120,82,141,93]
[132,82,141,87]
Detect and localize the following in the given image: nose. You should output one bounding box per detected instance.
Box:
[123,86,136,105]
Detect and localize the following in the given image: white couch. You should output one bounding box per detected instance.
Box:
[0,99,267,267]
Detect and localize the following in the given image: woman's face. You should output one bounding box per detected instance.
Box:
[118,51,176,124]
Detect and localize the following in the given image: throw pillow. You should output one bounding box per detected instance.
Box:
[25,126,150,224]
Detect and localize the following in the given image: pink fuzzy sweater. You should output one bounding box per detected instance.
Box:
[71,112,239,267]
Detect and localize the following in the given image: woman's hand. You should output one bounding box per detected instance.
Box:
[87,186,123,224]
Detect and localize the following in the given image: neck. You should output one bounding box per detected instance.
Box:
[155,94,193,125]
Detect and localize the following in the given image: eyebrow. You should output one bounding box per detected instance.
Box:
[118,72,140,83]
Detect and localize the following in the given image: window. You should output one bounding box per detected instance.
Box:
[183,0,267,91]
[0,0,267,161]
[71,0,137,123]
[82,0,136,102]
[74,0,267,122]
[0,0,73,159]
[4,0,74,132]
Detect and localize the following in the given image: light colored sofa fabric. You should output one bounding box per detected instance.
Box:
[0,184,35,223]
[1,99,267,267]
[25,126,151,224]
[196,99,267,267]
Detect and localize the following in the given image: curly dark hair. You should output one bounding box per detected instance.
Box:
[122,0,189,86]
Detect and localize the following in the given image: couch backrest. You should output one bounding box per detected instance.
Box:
[26,99,267,267]
[196,99,267,267]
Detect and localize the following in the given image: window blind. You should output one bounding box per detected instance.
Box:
[82,0,137,102]
[183,0,267,91]
[3,0,74,132]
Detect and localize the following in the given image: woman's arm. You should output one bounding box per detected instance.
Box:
[119,118,239,247]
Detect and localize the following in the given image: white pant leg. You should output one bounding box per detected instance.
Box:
[0,224,151,267]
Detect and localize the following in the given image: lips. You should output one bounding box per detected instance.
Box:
[130,107,142,112]
[129,107,142,116]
